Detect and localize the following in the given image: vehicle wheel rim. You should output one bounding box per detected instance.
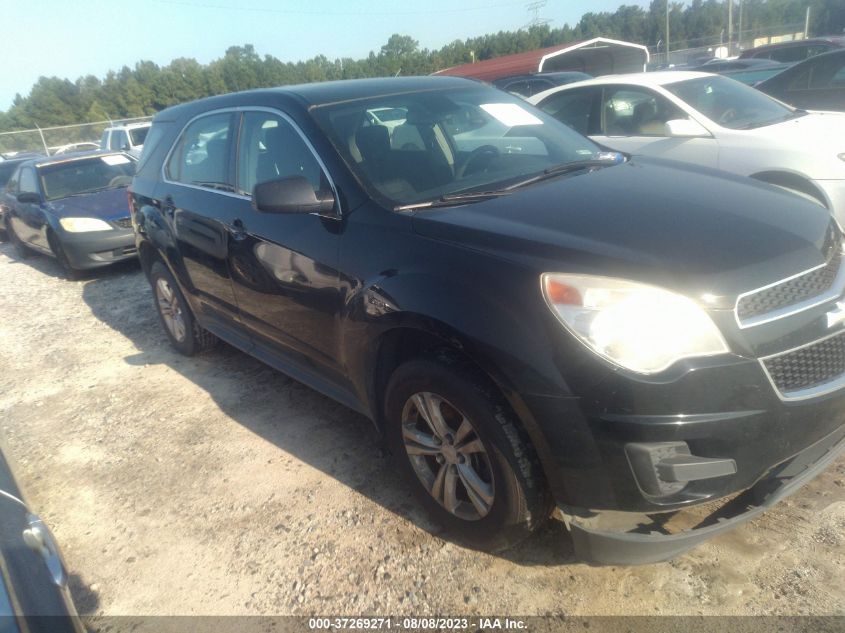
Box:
[155,278,187,343]
[401,392,495,521]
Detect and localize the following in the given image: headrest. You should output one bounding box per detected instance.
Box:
[355,125,390,160]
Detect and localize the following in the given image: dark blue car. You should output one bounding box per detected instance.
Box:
[1,151,137,278]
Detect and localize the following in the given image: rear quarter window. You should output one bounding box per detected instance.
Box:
[135,122,171,174]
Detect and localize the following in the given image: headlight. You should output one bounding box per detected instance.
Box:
[59,217,112,232]
[541,273,729,374]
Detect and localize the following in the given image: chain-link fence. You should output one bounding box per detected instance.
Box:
[0,116,153,157]
[648,21,807,68]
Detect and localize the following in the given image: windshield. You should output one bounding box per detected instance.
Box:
[129,126,150,146]
[664,75,798,129]
[311,86,605,206]
[39,154,135,201]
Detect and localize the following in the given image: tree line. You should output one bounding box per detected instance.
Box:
[1,0,842,132]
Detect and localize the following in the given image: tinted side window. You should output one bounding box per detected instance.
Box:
[527,79,554,96]
[539,88,598,135]
[236,111,326,197]
[770,46,812,63]
[808,57,845,88]
[166,113,234,190]
[19,167,37,193]
[830,65,845,88]
[601,87,687,136]
[503,81,531,97]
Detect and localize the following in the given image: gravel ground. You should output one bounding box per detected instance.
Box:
[1,239,844,618]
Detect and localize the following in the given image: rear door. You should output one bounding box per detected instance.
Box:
[159,111,243,330]
[591,85,719,167]
[225,109,344,380]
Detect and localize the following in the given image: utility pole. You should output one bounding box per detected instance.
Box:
[728,0,733,55]
[805,6,811,39]
[524,1,550,29]
[665,0,670,66]
[737,0,743,52]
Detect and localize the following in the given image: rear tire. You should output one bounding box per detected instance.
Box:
[6,219,32,259]
[385,358,550,552]
[149,261,218,356]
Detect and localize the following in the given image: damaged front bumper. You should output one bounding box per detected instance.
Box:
[561,423,845,565]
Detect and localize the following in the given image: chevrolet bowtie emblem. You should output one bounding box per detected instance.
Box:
[826,301,845,329]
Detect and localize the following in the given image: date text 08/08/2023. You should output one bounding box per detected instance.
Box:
[308,617,528,630]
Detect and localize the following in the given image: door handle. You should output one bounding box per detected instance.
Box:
[229,218,247,240]
[162,196,176,217]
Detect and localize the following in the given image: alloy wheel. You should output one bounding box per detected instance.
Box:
[401,392,495,521]
[155,277,187,343]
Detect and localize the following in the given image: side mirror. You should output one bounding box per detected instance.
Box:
[121,143,131,152]
[253,176,335,214]
[664,119,710,138]
[17,192,41,204]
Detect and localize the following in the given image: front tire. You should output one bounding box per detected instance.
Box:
[6,219,32,259]
[149,261,217,356]
[385,359,549,552]
[47,232,80,280]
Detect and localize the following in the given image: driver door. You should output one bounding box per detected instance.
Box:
[590,86,719,169]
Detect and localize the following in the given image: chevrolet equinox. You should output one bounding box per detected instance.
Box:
[129,76,845,564]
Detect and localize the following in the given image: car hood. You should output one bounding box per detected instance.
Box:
[49,187,130,221]
[411,157,835,305]
[741,112,845,174]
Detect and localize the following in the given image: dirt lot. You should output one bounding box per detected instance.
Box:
[1,239,844,618]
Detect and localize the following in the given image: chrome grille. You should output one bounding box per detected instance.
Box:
[737,227,843,324]
[762,330,845,397]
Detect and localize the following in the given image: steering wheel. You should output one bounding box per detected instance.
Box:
[456,145,500,179]
[108,175,132,188]
[718,108,738,125]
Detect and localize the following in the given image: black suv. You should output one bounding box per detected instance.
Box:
[130,76,845,564]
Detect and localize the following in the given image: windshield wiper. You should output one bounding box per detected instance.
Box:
[394,155,624,212]
[503,157,623,191]
[395,190,512,211]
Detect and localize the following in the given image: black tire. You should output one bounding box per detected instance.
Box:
[47,232,81,280]
[6,219,32,259]
[149,261,218,356]
[385,358,550,552]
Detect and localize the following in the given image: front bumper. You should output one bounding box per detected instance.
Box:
[59,228,137,270]
[564,422,845,564]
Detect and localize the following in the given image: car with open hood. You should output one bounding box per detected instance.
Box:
[129,76,845,564]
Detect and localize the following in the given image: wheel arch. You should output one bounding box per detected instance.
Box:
[365,321,555,494]
[750,170,830,209]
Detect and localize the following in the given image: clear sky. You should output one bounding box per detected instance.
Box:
[1,0,650,110]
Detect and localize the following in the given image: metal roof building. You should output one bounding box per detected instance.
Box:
[434,37,650,81]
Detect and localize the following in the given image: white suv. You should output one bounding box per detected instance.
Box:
[100,122,151,158]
